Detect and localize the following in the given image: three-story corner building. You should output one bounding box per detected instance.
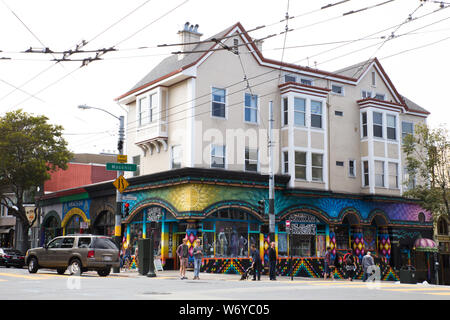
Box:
[38,22,434,281]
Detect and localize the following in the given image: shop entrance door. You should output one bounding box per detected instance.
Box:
[173,233,186,271]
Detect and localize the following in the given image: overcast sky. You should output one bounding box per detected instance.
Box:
[1,0,449,154]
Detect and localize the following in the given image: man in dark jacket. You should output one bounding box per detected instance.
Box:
[250,244,261,281]
[268,242,277,280]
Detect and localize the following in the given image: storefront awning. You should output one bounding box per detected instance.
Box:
[0,227,13,234]
[413,238,438,253]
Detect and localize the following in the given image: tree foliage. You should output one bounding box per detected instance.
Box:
[0,110,73,251]
[403,123,450,218]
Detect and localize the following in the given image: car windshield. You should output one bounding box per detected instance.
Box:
[92,237,117,250]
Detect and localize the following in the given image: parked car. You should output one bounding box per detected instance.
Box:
[25,234,119,277]
[0,248,25,268]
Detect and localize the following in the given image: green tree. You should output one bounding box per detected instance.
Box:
[403,123,450,219]
[0,110,72,253]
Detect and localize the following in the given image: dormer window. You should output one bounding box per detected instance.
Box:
[375,93,385,101]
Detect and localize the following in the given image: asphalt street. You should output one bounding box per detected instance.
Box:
[0,266,449,300]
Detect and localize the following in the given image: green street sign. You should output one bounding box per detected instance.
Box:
[106,162,137,172]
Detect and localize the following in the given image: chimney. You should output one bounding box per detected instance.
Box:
[177,22,202,60]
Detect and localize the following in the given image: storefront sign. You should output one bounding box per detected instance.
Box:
[289,213,320,224]
[290,223,316,235]
[147,207,162,222]
[25,206,35,225]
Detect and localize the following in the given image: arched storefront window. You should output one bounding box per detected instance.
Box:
[278,212,326,258]
[94,211,114,236]
[202,207,262,258]
[43,215,61,244]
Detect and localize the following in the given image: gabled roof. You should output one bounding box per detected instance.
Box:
[401,95,430,115]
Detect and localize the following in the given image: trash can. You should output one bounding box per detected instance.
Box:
[138,238,151,275]
[399,265,417,284]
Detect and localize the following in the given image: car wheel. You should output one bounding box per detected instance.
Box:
[68,258,82,275]
[56,268,66,275]
[97,267,111,277]
[28,257,38,274]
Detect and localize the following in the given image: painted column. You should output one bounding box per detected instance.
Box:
[161,220,169,265]
[352,226,365,262]
[378,227,391,263]
[329,226,336,262]
[186,223,198,267]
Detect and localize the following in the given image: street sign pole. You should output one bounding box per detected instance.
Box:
[113,115,125,273]
[268,101,275,236]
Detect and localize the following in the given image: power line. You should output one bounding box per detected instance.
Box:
[120,4,450,131]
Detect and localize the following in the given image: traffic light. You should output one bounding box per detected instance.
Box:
[124,202,130,217]
[257,199,265,215]
[117,139,123,153]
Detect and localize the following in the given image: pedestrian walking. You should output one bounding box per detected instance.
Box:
[193,239,203,280]
[362,251,375,282]
[250,244,261,281]
[268,242,277,280]
[344,249,356,281]
[323,247,333,280]
[176,238,189,280]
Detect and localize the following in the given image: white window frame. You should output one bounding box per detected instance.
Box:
[244,92,258,124]
[137,96,149,127]
[310,100,323,129]
[244,147,259,172]
[403,166,416,191]
[371,71,376,87]
[363,160,370,187]
[386,114,397,140]
[375,93,385,101]
[294,97,306,127]
[282,97,289,127]
[331,83,344,96]
[171,145,182,169]
[348,159,356,178]
[210,144,226,169]
[375,160,385,188]
[211,87,227,119]
[362,90,373,99]
[284,73,297,83]
[311,153,324,182]
[373,111,383,138]
[294,151,307,180]
[361,112,368,138]
[401,121,414,143]
[282,150,289,174]
[388,162,399,189]
[149,93,158,123]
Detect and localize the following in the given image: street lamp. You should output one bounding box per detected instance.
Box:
[78,104,125,273]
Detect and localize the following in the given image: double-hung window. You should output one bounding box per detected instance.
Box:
[363,161,369,186]
[349,160,356,177]
[311,153,323,181]
[361,112,368,137]
[294,98,306,127]
[373,112,383,138]
[362,90,372,99]
[375,160,385,187]
[244,93,258,123]
[245,147,258,172]
[388,162,398,189]
[387,114,397,140]
[149,93,157,123]
[132,155,140,177]
[212,88,226,118]
[211,144,225,168]
[311,100,322,129]
[138,96,149,126]
[375,93,385,101]
[282,98,288,126]
[295,151,307,180]
[403,166,415,190]
[283,151,289,174]
[171,145,182,169]
[402,121,414,142]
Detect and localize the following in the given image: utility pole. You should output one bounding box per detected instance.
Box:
[268,101,275,236]
[113,115,125,273]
